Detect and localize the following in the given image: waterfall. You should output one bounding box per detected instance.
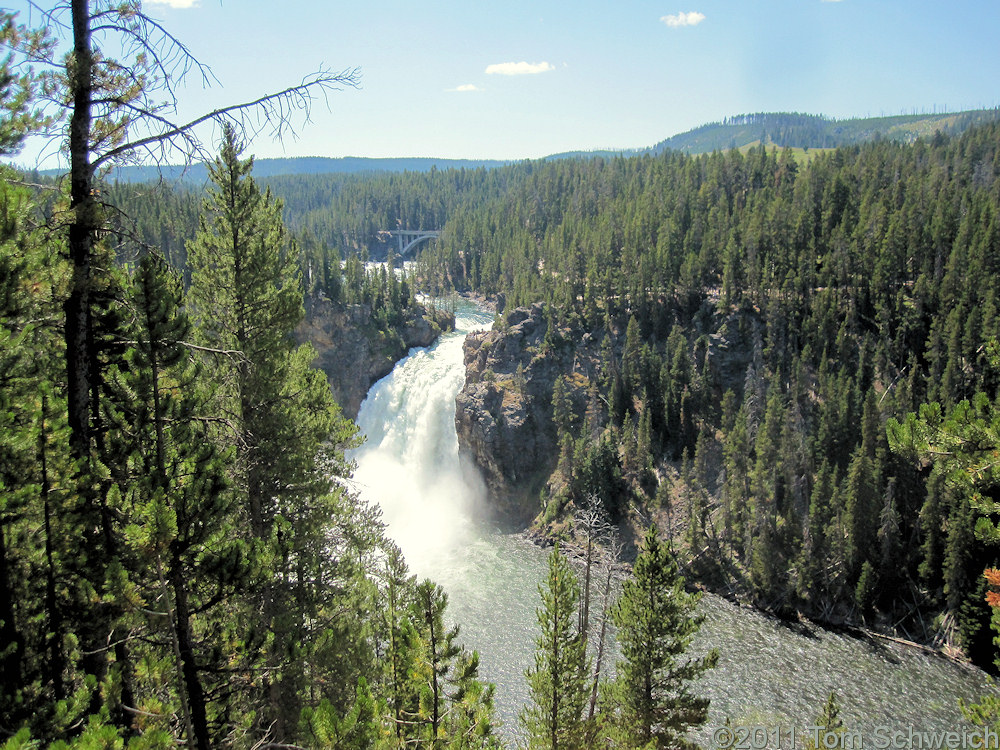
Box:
[350,302,547,742]
[351,305,492,574]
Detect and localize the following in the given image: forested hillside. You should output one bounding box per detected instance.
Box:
[650,109,1000,153]
[102,124,1000,664]
[220,124,1000,665]
[92,156,509,184]
[440,125,1000,663]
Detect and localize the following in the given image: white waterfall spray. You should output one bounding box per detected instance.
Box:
[351,307,492,575]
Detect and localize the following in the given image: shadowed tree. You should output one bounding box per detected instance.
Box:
[0,7,358,731]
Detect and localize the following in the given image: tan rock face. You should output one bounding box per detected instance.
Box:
[454,303,569,525]
[297,296,454,420]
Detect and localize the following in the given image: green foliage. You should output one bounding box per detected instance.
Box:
[0,118,502,748]
[888,341,1000,724]
[0,13,55,155]
[522,545,590,750]
[888,389,1000,548]
[300,680,378,750]
[804,692,844,750]
[855,561,877,616]
[0,13,497,750]
[605,526,717,750]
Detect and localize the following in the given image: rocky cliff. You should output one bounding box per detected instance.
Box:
[454,303,600,523]
[298,298,454,420]
[453,301,759,528]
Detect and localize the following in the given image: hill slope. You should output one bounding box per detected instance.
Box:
[24,108,1000,182]
[651,109,1000,154]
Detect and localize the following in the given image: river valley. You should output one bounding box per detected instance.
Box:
[350,301,1000,747]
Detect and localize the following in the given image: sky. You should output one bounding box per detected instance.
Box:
[11,0,1000,164]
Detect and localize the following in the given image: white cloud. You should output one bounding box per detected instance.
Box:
[661,11,706,27]
[145,0,200,7]
[449,84,482,92]
[485,61,555,76]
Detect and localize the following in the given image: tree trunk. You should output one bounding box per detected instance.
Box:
[587,562,614,723]
[168,557,212,750]
[0,516,23,709]
[429,610,440,744]
[66,0,96,457]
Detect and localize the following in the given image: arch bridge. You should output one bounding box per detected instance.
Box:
[379,229,442,257]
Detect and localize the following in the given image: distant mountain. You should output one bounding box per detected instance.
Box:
[35,156,509,184]
[649,109,1000,154]
[25,108,1000,183]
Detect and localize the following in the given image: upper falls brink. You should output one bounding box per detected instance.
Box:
[298,296,455,420]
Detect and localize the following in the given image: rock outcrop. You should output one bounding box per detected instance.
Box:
[454,303,591,523]
[298,297,454,420]
[453,300,760,527]
[706,308,761,396]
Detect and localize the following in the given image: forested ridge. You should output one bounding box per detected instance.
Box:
[106,122,1000,663]
[427,125,1000,664]
[648,108,1000,154]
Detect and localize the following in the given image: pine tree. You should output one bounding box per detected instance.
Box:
[383,546,420,746]
[187,123,305,540]
[110,251,237,748]
[447,650,503,750]
[186,124,363,742]
[606,526,718,750]
[522,545,590,750]
[405,578,499,749]
[413,579,462,747]
[805,692,845,750]
[0,177,79,735]
[552,375,576,473]
[844,449,879,581]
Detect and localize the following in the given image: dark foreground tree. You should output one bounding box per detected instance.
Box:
[186,124,365,742]
[1,5,358,736]
[522,544,590,750]
[605,525,718,749]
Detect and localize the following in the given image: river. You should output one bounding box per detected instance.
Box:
[350,300,999,747]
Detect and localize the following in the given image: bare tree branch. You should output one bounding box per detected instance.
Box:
[93,67,360,170]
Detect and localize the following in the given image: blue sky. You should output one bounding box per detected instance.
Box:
[14,0,1000,162]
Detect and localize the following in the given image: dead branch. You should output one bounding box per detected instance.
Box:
[94,68,361,170]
